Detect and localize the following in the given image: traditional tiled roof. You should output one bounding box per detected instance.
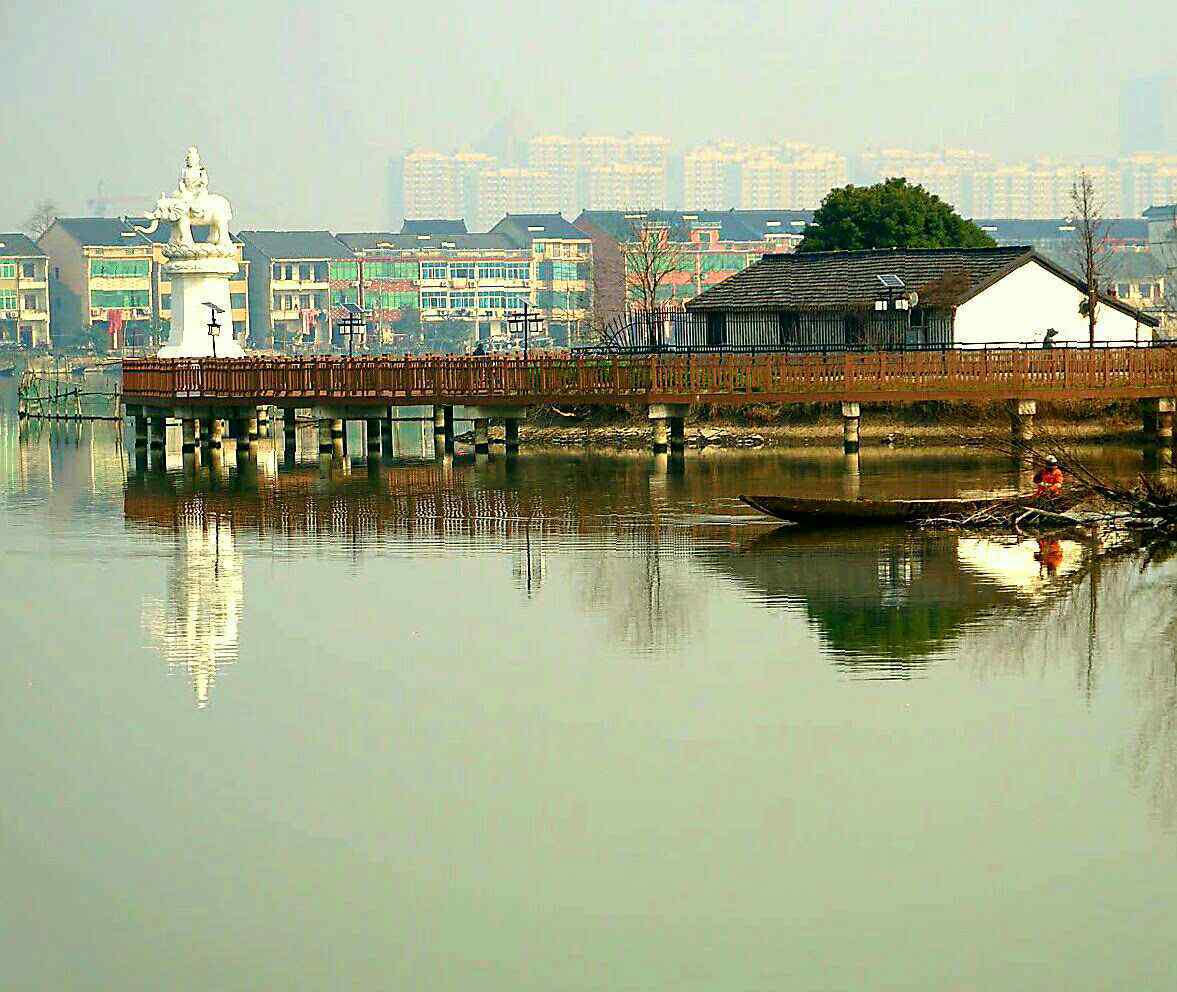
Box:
[337,232,516,252]
[236,230,352,259]
[728,209,814,238]
[685,245,1159,325]
[0,233,47,257]
[972,218,1147,243]
[51,217,150,247]
[489,214,589,246]
[575,209,778,243]
[1108,250,1168,280]
[399,219,468,236]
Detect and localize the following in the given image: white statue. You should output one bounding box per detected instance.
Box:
[142,146,245,358]
[134,146,235,257]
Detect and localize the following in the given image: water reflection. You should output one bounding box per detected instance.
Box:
[139,503,243,707]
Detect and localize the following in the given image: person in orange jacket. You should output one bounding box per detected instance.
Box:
[1033,455,1064,495]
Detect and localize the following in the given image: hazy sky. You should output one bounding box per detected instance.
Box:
[2,0,1174,231]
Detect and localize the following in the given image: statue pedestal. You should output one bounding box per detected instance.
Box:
[157,255,245,358]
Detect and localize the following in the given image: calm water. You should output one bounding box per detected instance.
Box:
[3,384,1177,990]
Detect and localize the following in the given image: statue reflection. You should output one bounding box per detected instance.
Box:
[139,502,243,708]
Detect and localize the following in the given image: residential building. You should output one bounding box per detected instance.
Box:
[335,214,593,350]
[526,135,579,216]
[683,142,848,211]
[973,218,1148,268]
[39,217,248,349]
[238,230,352,350]
[335,230,529,350]
[573,209,800,328]
[474,168,561,231]
[684,246,1157,350]
[488,214,593,344]
[1120,76,1177,155]
[0,233,51,348]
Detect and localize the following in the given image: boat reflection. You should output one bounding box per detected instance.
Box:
[708,527,1092,673]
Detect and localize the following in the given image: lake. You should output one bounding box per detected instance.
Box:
[2,386,1176,991]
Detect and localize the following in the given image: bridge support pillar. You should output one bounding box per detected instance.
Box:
[1008,400,1036,462]
[207,418,224,450]
[317,419,332,455]
[180,418,197,455]
[381,408,394,455]
[649,404,689,455]
[433,405,446,443]
[443,406,455,452]
[133,410,148,449]
[465,406,529,454]
[331,418,346,460]
[246,413,260,448]
[283,409,298,462]
[473,418,490,455]
[147,415,166,451]
[256,405,270,439]
[1142,398,1175,445]
[366,416,382,458]
[505,418,520,453]
[841,402,861,454]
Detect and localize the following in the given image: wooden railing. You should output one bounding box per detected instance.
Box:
[121,348,1177,407]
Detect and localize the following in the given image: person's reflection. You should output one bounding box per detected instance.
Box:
[141,508,243,708]
[1035,538,1064,576]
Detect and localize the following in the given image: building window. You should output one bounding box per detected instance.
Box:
[329,261,358,281]
[91,289,149,309]
[705,312,726,347]
[777,311,799,345]
[0,290,17,312]
[450,263,475,280]
[364,260,417,280]
[23,294,37,311]
[162,294,172,309]
[551,260,577,281]
[477,291,507,310]
[421,291,448,309]
[230,293,246,308]
[1117,283,1131,298]
[421,262,448,280]
[299,264,312,281]
[273,263,283,280]
[22,263,36,278]
[90,258,150,277]
[450,292,475,309]
[0,262,16,279]
[330,288,358,306]
[300,294,312,309]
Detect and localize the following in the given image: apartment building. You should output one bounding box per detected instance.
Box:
[474,168,561,231]
[0,233,51,348]
[238,230,352,350]
[527,133,672,211]
[489,214,594,344]
[39,217,248,348]
[573,209,797,326]
[684,142,848,210]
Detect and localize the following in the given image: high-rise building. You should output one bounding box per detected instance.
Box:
[683,142,847,210]
[1120,76,1177,156]
[526,135,579,216]
[525,134,672,212]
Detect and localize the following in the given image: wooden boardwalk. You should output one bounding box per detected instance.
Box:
[122,348,1177,408]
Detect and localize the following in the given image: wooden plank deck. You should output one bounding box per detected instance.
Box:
[121,349,1177,408]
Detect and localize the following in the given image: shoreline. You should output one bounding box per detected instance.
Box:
[471,416,1147,451]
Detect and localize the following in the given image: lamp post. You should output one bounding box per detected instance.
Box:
[203,301,225,358]
[337,301,368,357]
[506,301,545,360]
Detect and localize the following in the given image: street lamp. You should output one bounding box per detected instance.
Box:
[337,301,368,357]
[506,300,544,360]
[203,301,225,358]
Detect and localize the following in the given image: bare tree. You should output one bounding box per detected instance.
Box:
[623,218,683,312]
[22,199,59,239]
[1070,171,1112,348]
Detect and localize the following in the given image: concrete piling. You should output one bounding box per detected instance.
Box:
[181,419,197,454]
[366,417,382,458]
[648,404,689,456]
[841,402,861,454]
[505,418,520,453]
[283,408,298,462]
[473,418,490,455]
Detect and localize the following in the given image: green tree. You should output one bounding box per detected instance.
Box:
[798,178,995,253]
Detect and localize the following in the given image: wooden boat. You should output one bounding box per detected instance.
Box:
[741,491,1083,526]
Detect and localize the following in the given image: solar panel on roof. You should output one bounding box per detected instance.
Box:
[877,273,905,288]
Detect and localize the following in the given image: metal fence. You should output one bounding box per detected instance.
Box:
[589,306,1168,355]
